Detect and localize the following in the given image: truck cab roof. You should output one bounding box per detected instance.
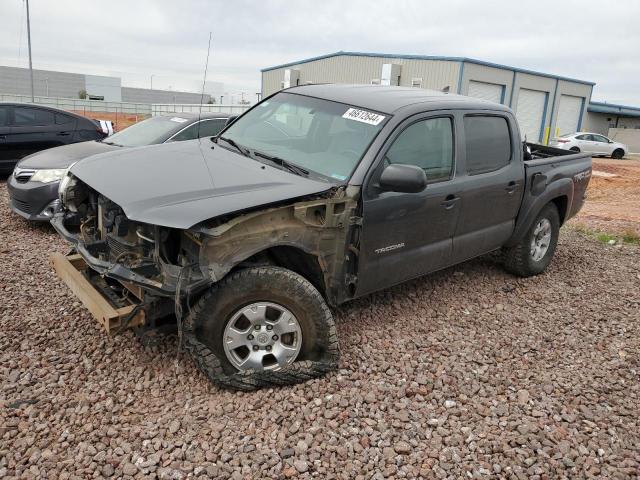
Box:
[286,84,512,115]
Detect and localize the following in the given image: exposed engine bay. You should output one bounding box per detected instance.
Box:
[52,173,361,330]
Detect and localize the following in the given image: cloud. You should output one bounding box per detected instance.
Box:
[1,0,638,104]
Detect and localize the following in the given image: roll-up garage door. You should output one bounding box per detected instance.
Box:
[515,89,547,142]
[556,95,583,136]
[467,81,504,104]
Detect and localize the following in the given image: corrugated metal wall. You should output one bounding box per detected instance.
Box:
[121,87,211,104]
[0,66,85,99]
[262,55,459,96]
[262,53,594,143]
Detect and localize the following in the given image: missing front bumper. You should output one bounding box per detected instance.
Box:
[50,253,145,334]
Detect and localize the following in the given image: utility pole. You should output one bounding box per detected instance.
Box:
[26,0,35,102]
[150,74,154,90]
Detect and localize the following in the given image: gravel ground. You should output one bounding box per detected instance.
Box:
[1,179,639,479]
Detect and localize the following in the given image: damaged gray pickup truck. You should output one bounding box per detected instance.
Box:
[51,84,592,390]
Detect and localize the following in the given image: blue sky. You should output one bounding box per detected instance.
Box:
[1,0,638,104]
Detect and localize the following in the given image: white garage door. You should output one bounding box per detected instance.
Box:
[556,95,583,136]
[515,89,547,142]
[467,81,503,103]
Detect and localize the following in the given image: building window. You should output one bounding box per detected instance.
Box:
[411,78,423,88]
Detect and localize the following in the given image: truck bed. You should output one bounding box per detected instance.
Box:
[506,142,592,246]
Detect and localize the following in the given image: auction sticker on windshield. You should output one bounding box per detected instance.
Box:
[342,108,386,126]
[170,117,188,123]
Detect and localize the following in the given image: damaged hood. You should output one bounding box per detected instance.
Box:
[70,139,333,229]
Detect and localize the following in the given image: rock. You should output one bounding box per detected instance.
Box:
[168,420,181,434]
[394,441,412,455]
[444,400,457,409]
[122,463,137,476]
[294,460,309,473]
[517,389,530,404]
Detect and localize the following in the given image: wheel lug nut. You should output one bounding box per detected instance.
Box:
[247,334,254,340]
[266,345,272,351]
[254,325,261,330]
[272,335,279,341]
[253,345,259,351]
[266,325,273,331]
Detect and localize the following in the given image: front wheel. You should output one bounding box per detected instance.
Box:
[186,266,339,389]
[612,148,624,159]
[503,203,560,277]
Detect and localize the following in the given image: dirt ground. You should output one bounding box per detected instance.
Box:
[571,155,640,236]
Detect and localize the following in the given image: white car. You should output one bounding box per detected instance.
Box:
[550,132,627,159]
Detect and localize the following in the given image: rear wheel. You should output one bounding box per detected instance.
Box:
[570,146,580,152]
[503,203,560,277]
[185,266,339,389]
[612,148,624,159]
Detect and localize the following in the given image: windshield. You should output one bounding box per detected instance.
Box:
[106,116,190,147]
[221,92,388,181]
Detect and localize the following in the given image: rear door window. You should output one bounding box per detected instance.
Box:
[463,115,512,175]
[12,107,55,126]
[55,113,74,125]
[195,119,228,138]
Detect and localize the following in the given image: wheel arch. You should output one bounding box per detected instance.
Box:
[240,244,328,298]
[550,195,569,225]
[506,179,573,247]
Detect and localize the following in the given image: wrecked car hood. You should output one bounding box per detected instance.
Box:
[70,139,333,229]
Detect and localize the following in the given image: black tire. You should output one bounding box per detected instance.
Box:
[185,266,339,389]
[612,148,624,159]
[503,203,560,277]
[570,147,580,152]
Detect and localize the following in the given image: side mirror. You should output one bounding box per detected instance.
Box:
[379,163,427,193]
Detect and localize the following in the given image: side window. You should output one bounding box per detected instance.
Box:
[55,113,74,125]
[592,134,609,143]
[385,117,454,183]
[575,134,588,140]
[463,115,511,175]
[196,119,227,138]
[12,107,55,126]
[0,107,7,127]
[169,123,200,142]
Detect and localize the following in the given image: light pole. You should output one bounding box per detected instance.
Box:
[26,0,35,102]
[45,77,49,96]
[256,92,261,102]
[220,95,224,105]
[150,74,155,90]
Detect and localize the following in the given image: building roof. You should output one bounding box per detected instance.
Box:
[588,101,640,118]
[286,84,511,114]
[262,51,595,86]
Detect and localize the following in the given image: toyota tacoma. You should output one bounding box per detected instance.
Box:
[50,85,592,390]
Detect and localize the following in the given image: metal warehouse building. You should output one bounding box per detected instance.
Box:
[261,51,595,144]
[0,65,211,104]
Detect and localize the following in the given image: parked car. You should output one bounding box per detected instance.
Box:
[50,85,592,390]
[550,132,627,159]
[7,112,236,221]
[0,102,107,174]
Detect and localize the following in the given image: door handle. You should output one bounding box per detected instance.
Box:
[440,194,459,209]
[505,181,518,194]
[57,132,71,136]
